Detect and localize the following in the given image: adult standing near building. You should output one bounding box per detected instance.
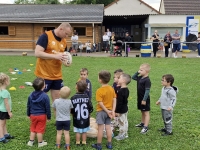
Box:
[34,22,72,103]
[164,31,172,57]
[124,32,132,57]
[172,29,181,58]
[103,32,109,53]
[71,32,79,56]
[151,30,159,57]
[110,32,116,55]
[106,28,112,39]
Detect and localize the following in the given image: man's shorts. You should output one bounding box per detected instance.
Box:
[173,43,180,52]
[56,120,70,131]
[96,110,111,125]
[44,79,63,93]
[137,100,150,111]
[30,115,46,133]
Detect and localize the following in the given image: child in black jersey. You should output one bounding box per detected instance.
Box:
[132,63,151,134]
[71,80,93,146]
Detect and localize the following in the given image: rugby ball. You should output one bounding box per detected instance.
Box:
[62,52,72,67]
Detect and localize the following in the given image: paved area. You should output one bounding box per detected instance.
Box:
[0,50,198,58]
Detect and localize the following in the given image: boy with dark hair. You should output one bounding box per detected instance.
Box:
[114,73,131,140]
[132,63,151,134]
[71,80,93,146]
[156,74,178,136]
[52,86,73,149]
[92,70,116,150]
[27,77,51,147]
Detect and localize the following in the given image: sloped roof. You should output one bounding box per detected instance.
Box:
[0,4,104,23]
[104,0,161,16]
[163,0,200,15]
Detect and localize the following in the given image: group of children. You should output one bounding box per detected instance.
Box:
[78,41,97,54]
[0,63,178,150]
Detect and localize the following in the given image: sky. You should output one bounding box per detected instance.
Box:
[0,0,161,10]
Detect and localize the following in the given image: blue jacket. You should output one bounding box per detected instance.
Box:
[27,91,51,120]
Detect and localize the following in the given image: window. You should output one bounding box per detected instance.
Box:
[0,26,8,35]
[74,27,86,36]
[43,27,55,32]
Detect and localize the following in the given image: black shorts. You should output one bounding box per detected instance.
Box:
[44,79,63,93]
[0,111,10,120]
[137,100,150,111]
[56,120,70,131]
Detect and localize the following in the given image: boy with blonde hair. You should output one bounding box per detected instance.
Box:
[52,86,73,150]
[132,63,151,134]
[92,70,116,150]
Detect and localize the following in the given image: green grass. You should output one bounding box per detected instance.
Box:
[0,55,200,150]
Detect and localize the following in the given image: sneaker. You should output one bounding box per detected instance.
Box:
[196,56,200,57]
[55,144,61,148]
[162,131,173,136]
[65,145,70,150]
[140,127,148,134]
[158,128,166,132]
[5,134,14,139]
[135,123,144,128]
[38,141,47,148]
[27,141,34,146]
[0,139,9,143]
[104,51,106,53]
[106,144,113,149]
[115,134,126,141]
[91,144,102,150]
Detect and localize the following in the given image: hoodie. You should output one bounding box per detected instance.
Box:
[158,86,178,110]
[27,91,51,120]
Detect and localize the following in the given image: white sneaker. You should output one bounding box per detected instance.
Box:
[38,141,47,147]
[196,56,200,57]
[104,51,106,53]
[140,127,148,134]
[27,141,34,146]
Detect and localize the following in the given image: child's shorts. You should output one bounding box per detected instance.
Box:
[96,110,111,125]
[30,114,46,134]
[74,126,90,133]
[56,120,70,131]
[0,111,10,120]
[137,100,150,111]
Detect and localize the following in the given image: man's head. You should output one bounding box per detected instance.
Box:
[60,86,71,99]
[98,70,111,84]
[32,77,45,91]
[175,29,178,34]
[56,22,72,38]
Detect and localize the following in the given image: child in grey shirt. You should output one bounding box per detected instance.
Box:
[52,86,73,149]
[156,74,178,136]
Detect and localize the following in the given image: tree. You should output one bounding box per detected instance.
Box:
[68,0,115,6]
[14,0,60,4]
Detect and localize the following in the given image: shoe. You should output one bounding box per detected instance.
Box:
[158,128,166,132]
[27,141,34,146]
[5,134,14,139]
[55,144,61,148]
[0,139,9,143]
[106,144,113,149]
[76,54,77,56]
[140,127,148,134]
[65,145,70,150]
[196,56,200,57]
[104,51,106,53]
[114,134,126,141]
[162,131,173,136]
[135,123,144,128]
[91,144,102,150]
[38,141,47,147]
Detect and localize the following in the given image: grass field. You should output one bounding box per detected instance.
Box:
[0,55,199,150]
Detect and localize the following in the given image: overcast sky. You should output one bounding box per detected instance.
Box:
[0,0,161,10]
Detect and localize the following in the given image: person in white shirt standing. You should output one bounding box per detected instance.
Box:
[103,32,109,53]
[71,33,78,56]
